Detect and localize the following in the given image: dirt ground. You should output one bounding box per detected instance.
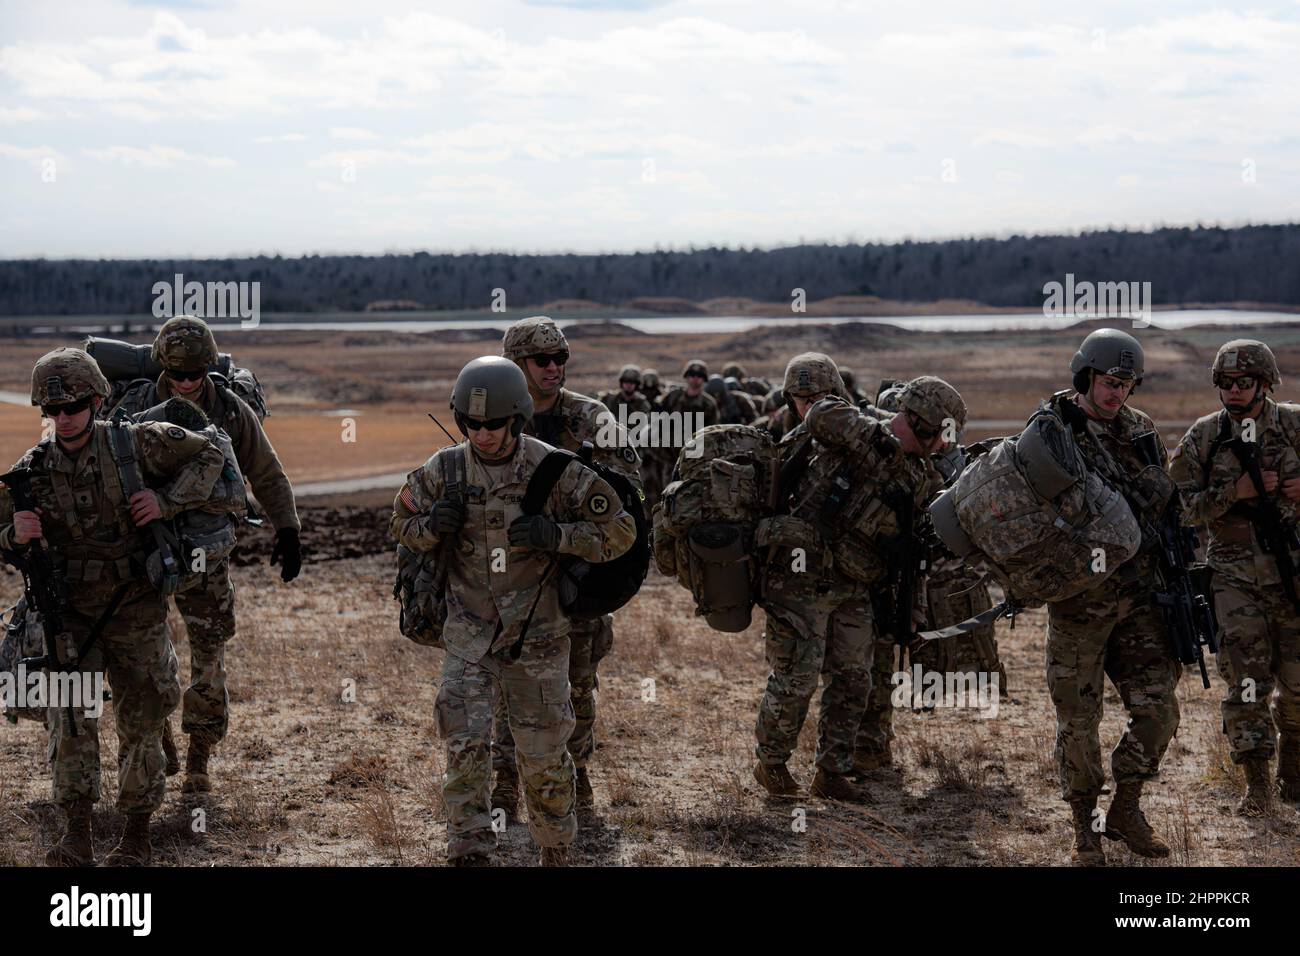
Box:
[2,320,1300,866]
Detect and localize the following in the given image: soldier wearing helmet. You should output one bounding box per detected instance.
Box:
[103,315,302,796]
[391,356,634,867]
[722,362,771,398]
[753,353,842,442]
[751,356,952,805]
[1,348,226,866]
[641,359,719,512]
[495,316,642,821]
[704,374,757,425]
[1043,328,1182,866]
[1170,338,1300,815]
[639,368,662,404]
[598,364,652,419]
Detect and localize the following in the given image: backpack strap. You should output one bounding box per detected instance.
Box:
[1199,409,1234,481]
[523,449,580,516]
[440,445,466,504]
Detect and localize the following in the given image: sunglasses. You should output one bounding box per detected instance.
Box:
[1215,374,1258,391]
[531,353,568,368]
[908,410,944,441]
[165,369,206,383]
[685,372,706,380]
[41,396,94,418]
[462,416,510,432]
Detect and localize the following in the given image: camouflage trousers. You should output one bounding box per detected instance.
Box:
[492,613,613,773]
[640,450,672,514]
[48,594,181,813]
[1046,582,1182,800]
[855,641,902,760]
[173,560,236,743]
[436,634,577,860]
[1213,574,1300,762]
[755,577,875,775]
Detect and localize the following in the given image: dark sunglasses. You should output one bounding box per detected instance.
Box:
[908,410,943,441]
[462,416,510,432]
[41,396,94,418]
[165,368,206,383]
[531,352,568,368]
[685,371,706,380]
[1215,374,1258,391]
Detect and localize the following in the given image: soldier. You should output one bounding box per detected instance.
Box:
[491,316,642,821]
[641,360,719,513]
[640,369,662,405]
[753,355,957,803]
[105,315,301,794]
[704,374,758,425]
[391,356,635,866]
[722,363,770,398]
[598,365,652,419]
[1044,329,1181,866]
[1169,339,1300,815]
[839,368,868,405]
[0,348,225,865]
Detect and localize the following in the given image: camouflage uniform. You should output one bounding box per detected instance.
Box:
[391,432,635,859]
[1169,342,1300,801]
[494,317,643,795]
[646,366,720,507]
[106,316,300,751]
[0,352,224,825]
[705,377,759,425]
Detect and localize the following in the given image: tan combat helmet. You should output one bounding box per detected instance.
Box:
[502,315,569,361]
[782,352,841,398]
[31,347,110,406]
[683,359,709,380]
[722,363,747,380]
[641,368,660,389]
[1212,339,1280,387]
[898,375,967,433]
[618,364,642,386]
[152,314,219,372]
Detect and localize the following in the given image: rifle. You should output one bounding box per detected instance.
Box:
[1133,431,1219,688]
[1223,434,1300,614]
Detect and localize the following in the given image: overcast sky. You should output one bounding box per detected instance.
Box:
[2,0,1298,259]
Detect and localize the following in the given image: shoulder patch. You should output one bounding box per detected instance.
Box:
[620,447,637,464]
[167,426,186,440]
[587,492,611,515]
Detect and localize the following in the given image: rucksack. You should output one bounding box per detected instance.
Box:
[652,424,777,631]
[523,442,650,619]
[929,398,1142,606]
[393,447,465,648]
[86,336,270,422]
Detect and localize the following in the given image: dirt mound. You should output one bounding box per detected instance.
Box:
[561,321,649,338]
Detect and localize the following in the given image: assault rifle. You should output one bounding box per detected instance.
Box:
[1223,434,1300,614]
[1133,431,1219,688]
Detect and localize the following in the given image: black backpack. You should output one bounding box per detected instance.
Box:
[522,442,649,618]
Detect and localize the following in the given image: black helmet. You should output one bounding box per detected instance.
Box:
[1070,328,1144,393]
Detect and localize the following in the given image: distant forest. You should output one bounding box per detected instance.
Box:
[2,223,1298,315]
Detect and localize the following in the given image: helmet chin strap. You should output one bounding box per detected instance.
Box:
[54,397,98,446]
[1221,382,1265,418]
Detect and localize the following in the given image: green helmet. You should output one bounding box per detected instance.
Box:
[1069,328,1144,388]
[782,352,841,398]
[722,363,746,379]
[618,364,642,385]
[451,356,534,436]
[502,315,568,361]
[704,375,728,399]
[683,359,709,379]
[641,369,660,388]
[152,314,219,372]
[31,347,110,406]
[1212,339,1280,387]
[898,376,967,432]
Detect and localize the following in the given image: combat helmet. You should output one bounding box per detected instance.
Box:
[152,314,219,372]
[1069,328,1144,393]
[683,359,709,380]
[782,352,842,399]
[641,369,660,389]
[31,347,110,407]
[1212,339,1280,387]
[898,376,967,434]
[618,364,642,386]
[722,363,747,380]
[502,315,569,362]
[451,356,535,437]
[704,375,728,399]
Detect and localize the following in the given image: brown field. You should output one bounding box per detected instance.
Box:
[2,319,1300,866]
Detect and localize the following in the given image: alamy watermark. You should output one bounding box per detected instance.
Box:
[152,273,261,329]
[1,665,105,718]
[1042,273,1152,327]
[891,665,1000,719]
[595,406,707,458]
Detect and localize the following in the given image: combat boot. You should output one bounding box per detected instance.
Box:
[182,734,213,795]
[1277,740,1300,803]
[753,762,800,798]
[161,722,180,777]
[451,853,491,867]
[539,846,569,867]
[811,769,873,804]
[1069,798,1106,867]
[104,813,152,867]
[1104,781,1171,857]
[851,746,893,776]
[1238,757,1275,817]
[574,766,595,815]
[45,798,96,867]
[491,765,520,823]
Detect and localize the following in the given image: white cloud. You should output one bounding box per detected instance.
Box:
[254,132,307,143]
[329,127,379,141]
[83,145,235,167]
[0,106,50,123]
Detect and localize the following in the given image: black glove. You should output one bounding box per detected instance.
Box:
[270,527,302,583]
[508,514,562,552]
[426,499,467,535]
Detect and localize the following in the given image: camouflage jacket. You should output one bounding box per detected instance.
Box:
[389,435,636,663]
[0,420,224,608]
[1169,398,1300,586]
[598,389,652,418]
[713,388,758,426]
[108,374,300,532]
[656,387,719,438]
[527,388,642,493]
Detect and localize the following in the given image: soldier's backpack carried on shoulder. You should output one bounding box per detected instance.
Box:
[522,442,650,619]
[651,424,777,631]
[393,447,465,648]
[0,599,45,723]
[929,398,1142,607]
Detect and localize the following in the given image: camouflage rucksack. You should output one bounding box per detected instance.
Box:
[652,424,777,631]
[393,447,465,648]
[0,599,45,723]
[930,399,1142,606]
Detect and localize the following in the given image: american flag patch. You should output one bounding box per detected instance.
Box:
[399,485,418,512]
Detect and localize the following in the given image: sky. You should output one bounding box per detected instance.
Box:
[1,0,1298,259]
